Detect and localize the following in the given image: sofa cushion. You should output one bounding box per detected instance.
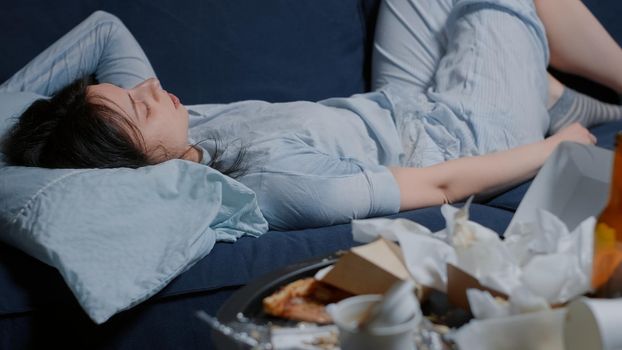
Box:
[0,203,513,318]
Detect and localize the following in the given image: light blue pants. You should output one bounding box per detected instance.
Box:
[372,0,551,167]
[0,11,155,95]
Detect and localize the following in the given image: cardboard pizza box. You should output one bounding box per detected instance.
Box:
[318,238,415,296]
[446,263,509,312]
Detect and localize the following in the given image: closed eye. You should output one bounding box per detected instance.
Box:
[128,93,150,120]
[127,92,142,122]
[143,102,151,117]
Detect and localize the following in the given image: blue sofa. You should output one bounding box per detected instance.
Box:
[1,0,621,348]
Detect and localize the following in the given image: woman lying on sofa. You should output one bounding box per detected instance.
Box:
[2,0,622,230]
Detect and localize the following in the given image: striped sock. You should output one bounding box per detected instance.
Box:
[548,88,622,134]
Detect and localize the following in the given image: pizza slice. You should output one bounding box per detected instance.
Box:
[263,277,352,324]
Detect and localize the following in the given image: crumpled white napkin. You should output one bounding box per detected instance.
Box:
[352,198,595,319]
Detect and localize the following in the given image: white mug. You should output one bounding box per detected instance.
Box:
[327,294,420,350]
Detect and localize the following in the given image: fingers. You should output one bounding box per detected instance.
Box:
[576,123,597,144]
[570,122,597,144]
[589,132,598,144]
[551,122,597,145]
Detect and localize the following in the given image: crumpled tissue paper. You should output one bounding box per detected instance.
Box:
[352,198,596,350]
[352,198,594,316]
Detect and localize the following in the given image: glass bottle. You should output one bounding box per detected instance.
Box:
[592,132,622,297]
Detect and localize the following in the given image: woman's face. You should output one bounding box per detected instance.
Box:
[87,78,191,163]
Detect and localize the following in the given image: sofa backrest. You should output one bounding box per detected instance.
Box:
[1,0,380,105]
[2,0,621,105]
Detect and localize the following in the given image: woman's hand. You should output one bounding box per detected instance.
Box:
[391,122,598,211]
[547,122,597,146]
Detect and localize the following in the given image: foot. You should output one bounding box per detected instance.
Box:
[548,87,622,134]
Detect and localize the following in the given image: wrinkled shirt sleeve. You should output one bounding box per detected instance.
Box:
[239,139,401,230]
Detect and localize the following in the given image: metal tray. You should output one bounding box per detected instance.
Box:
[211,252,468,349]
[212,253,341,349]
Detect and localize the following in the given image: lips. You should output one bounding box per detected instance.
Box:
[168,92,181,109]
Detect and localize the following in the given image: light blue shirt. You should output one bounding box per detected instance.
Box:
[187,91,403,230]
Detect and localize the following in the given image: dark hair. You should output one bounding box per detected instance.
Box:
[2,76,150,169]
[1,76,246,176]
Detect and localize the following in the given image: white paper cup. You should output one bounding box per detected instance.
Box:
[365,280,421,329]
[327,295,420,350]
[564,297,622,350]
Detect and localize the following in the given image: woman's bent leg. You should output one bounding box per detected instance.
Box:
[535,0,622,93]
[427,0,551,153]
[371,0,453,93]
[0,11,155,96]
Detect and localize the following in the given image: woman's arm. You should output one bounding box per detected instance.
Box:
[0,11,154,96]
[390,123,597,211]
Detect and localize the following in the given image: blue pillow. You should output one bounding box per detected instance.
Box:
[0,93,268,323]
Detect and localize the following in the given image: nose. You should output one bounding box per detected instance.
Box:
[130,78,161,100]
